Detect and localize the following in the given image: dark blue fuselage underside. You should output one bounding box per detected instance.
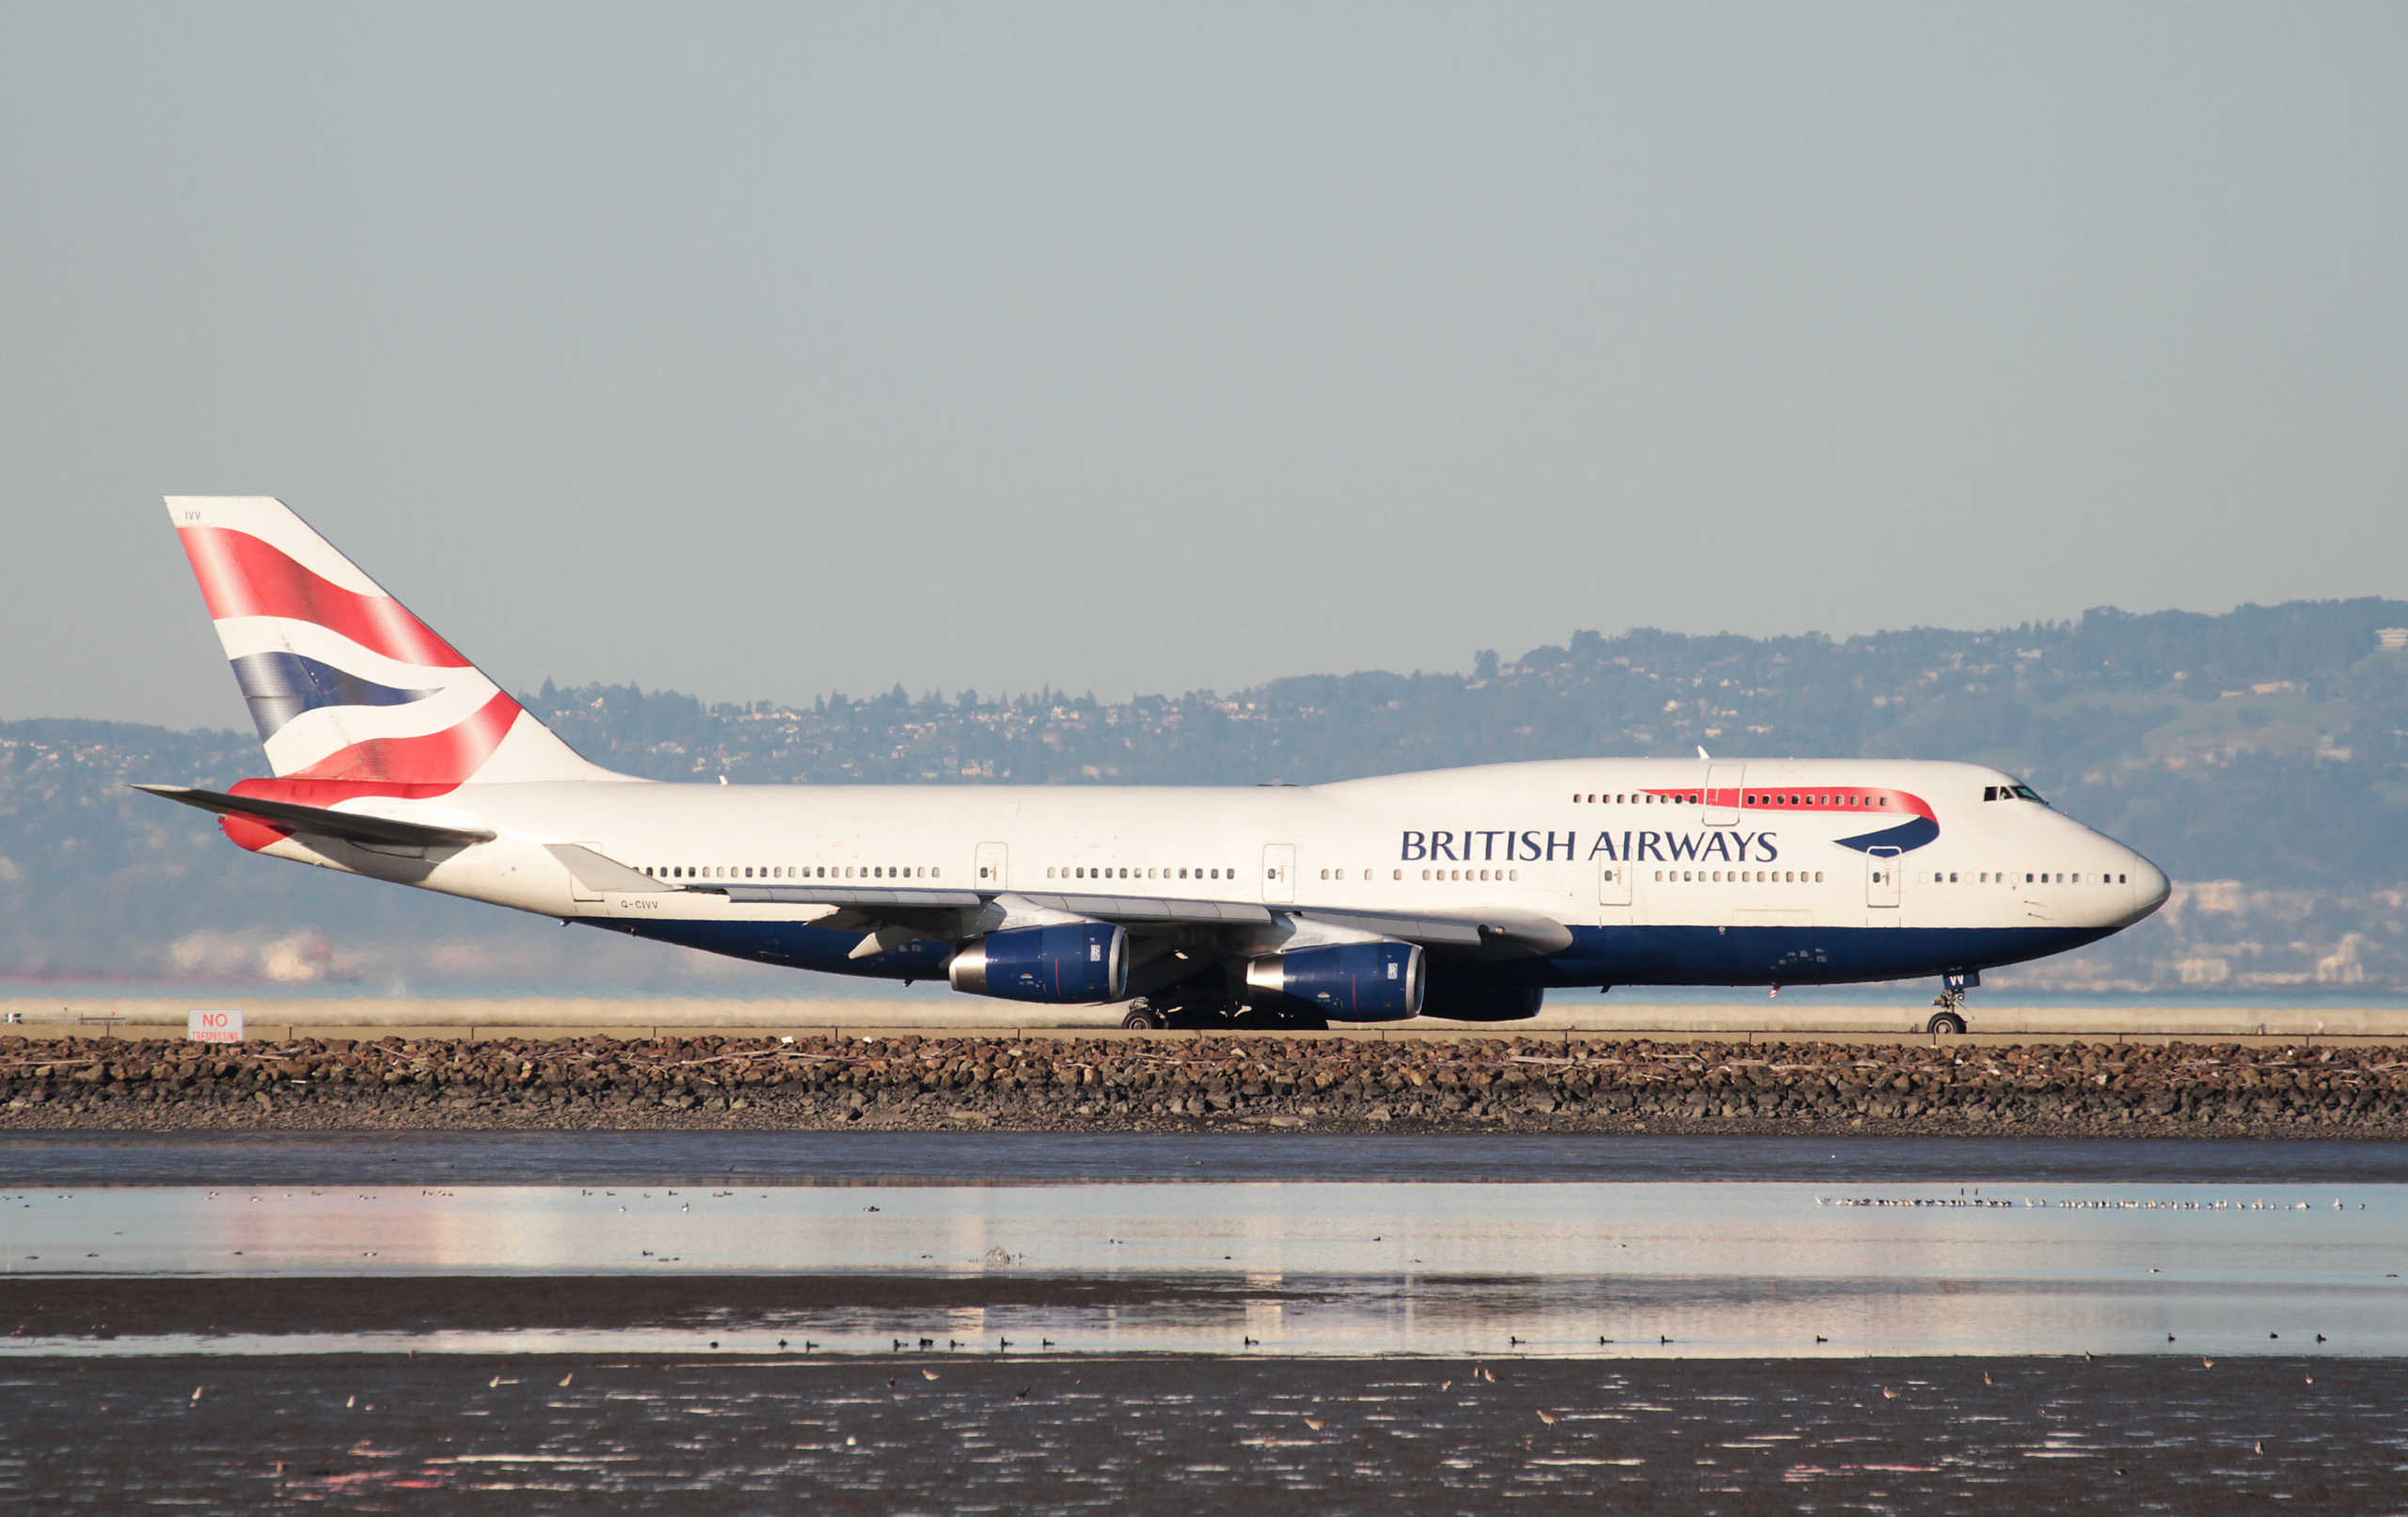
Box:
[593,917,2115,998]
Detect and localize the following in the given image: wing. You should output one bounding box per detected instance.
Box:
[706,881,1567,958]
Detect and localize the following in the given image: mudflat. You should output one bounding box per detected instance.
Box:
[3,1351,2395,1512]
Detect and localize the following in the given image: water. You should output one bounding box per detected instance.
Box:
[3,1136,2404,1360]
[11,1130,2408,1187]
[6,1133,2402,1510]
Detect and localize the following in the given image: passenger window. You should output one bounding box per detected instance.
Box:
[1393,869,1403,880]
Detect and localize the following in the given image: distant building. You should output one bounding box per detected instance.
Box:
[2378,627,2408,652]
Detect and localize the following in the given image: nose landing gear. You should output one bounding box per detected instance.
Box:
[1926,969,1978,1035]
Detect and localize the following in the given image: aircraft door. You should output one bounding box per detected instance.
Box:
[1598,861,1631,907]
[1702,764,1745,826]
[1261,844,1295,905]
[974,842,1008,893]
[1866,846,1902,909]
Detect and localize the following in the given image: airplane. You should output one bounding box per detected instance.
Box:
[139,497,2170,1034]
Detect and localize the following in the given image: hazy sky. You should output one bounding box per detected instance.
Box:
[6,3,2403,732]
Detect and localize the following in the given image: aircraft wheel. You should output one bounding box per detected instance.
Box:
[1926,1010,1969,1035]
[1122,1005,1165,1031]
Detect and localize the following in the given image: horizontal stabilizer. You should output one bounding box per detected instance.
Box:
[133,783,496,849]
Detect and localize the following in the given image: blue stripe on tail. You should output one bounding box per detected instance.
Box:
[228,652,439,741]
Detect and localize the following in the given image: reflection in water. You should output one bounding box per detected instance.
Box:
[4,1179,2401,1358]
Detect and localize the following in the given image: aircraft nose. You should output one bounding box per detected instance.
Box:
[2129,857,2171,920]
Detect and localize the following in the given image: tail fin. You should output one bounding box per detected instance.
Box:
[165,497,614,788]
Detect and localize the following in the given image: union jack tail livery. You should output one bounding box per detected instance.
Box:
[165,497,609,790]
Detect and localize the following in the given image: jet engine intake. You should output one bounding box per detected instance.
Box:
[949,923,1128,1003]
[1244,940,1425,1022]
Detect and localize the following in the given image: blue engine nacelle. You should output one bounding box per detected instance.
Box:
[1418,978,1545,1021]
[1244,940,1425,1021]
[949,923,1128,1003]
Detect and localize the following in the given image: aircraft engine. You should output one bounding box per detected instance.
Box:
[1243,940,1425,1021]
[949,923,1128,1003]
[1418,979,1545,1021]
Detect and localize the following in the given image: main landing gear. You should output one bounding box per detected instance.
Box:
[1121,999,1329,1032]
[1120,969,1329,1032]
[1926,969,1978,1035]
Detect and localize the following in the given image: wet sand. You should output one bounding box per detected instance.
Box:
[3,1351,2397,1513]
[4,1273,1309,1339]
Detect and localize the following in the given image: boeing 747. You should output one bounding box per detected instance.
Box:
[140,497,2170,1032]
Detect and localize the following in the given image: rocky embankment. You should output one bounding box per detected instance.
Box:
[3,1033,2407,1137]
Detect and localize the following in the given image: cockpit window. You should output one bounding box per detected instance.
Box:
[1984,782,2049,804]
[2010,783,2046,803]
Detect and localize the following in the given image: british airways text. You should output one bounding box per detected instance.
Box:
[1400,830,1780,864]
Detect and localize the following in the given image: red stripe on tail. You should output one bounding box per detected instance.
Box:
[177,526,471,669]
[284,691,522,786]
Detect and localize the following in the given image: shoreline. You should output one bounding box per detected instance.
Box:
[6,1031,2406,1140]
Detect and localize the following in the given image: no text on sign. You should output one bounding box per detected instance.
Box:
[187,1008,245,1043]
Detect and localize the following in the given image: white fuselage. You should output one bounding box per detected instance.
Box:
[255,756,2169,994]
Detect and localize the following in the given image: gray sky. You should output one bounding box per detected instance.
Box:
[6,3,2403,731]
